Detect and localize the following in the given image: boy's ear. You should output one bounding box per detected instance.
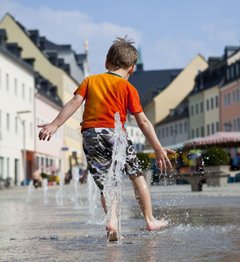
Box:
[105,60,109,70]
[128,65,135,75]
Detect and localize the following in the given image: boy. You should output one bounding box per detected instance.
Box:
[38,37,175,241]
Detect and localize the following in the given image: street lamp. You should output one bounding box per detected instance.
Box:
[17,110,31,186]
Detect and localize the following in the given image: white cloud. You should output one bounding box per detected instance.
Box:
[143,20,240,70]
[0,0,141,74]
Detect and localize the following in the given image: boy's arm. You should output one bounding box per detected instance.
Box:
[134,112,175,171]
[38,94,84,141]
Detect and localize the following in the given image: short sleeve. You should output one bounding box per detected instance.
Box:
[128,84,143,114]
[73,77,89,98]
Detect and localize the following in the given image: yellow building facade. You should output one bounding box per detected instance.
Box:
[145,55,208,126]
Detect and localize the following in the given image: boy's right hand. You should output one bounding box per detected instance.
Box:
[38,123,58,141]
[155,148,175,172]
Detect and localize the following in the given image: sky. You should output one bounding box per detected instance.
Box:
[0,0,240,74]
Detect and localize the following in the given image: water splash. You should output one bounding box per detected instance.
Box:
[87,172,99,222]
[56,172,65,207]
[26,180,34,203]
[72,165,81,209]
[103,112,128,244]
[42,178,48,205]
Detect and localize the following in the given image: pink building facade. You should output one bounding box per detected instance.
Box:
[220,61,240,132]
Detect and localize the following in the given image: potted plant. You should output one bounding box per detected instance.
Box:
[202,147,230,186]
[202,147,230,172]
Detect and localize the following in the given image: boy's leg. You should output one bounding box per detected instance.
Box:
[130,175,168,231]
[101,193,119,241]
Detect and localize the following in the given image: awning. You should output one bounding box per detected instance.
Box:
[184,132,240,148]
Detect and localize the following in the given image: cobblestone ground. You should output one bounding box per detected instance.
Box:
[0,181,240,262]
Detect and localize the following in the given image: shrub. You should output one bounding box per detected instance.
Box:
[40,172,48,179]
[202,147,230,166]
[136,152,152,170]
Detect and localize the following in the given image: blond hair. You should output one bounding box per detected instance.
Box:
[106,37,138,70]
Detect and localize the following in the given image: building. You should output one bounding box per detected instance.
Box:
[0,29,35,185]
[35,73,64,175]
[0,13,86,173]
[155,98,189,147]
[28,30,89,82]
[126,114,145,152]
[130,53,208,127]
[189,46,240,139]
[220,47,240,132]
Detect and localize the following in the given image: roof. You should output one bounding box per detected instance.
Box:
[129,68,182,106]
[155,97,189,126]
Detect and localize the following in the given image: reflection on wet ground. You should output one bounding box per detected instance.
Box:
[0,182,240,262]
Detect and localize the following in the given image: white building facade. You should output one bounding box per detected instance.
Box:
[0,42,35,185]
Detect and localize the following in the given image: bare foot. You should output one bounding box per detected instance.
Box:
[146,218,168,231]
[106,221,118,242]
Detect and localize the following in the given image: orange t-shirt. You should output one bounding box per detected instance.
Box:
[74,72,143,131]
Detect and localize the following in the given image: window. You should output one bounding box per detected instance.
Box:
[29,87,33,103]
[0,157,4,178]
[200,102,204,113]
[201,126,204,137]
[191,129,195,139]
[226,68,230,80]
[233,119,237,131]
[166,127,169,137]
[236,63,239,76]
[0,68,2,88]
[6,73,9,91]
[216,122,219,132]
[211,97,214,109]
[227,93,231,105]
[224,94,227,106]
[237,89,240,103]
[6,113,10,131]
[195,104,199,115]
[191,105,194,116]
[175,124,178,135]
[231,66,234,78]
[15,116,18,133]
[215,96,219,108]
[184,122,188,133]
[238,118,240,131]
[196,127,199,137]
[207,124,210,135]
[22,83,25,99]
[233,91,236,103]
[14,78,17,95]
[179,122,183,134]
[206,99,209,111]
[7,157,10,178]
[162,128,165,138]
[211,123,215,134]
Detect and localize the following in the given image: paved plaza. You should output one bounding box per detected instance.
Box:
[0,181,240,262]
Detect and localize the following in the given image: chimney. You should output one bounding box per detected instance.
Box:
[28,30,40,47]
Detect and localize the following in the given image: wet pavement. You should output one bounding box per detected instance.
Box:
[0,180,240,262]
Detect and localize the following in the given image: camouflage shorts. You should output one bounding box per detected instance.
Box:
[82,128,143,191]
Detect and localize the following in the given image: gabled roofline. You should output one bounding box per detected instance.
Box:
[1,13,80,85]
